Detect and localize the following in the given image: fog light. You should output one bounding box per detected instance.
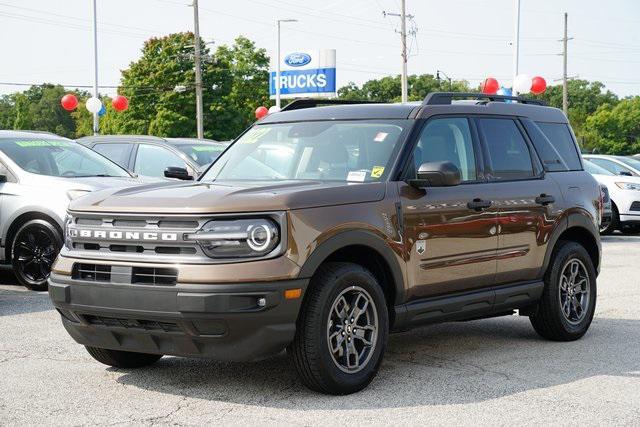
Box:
[257,297,266,307]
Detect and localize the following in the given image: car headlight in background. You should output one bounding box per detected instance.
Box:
[185,217,282,259]
[615,182,640,191]
[67,189,91,200]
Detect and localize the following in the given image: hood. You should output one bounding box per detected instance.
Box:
[69,180,386,214]
[590,173,640,186]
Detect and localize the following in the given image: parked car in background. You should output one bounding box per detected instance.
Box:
[599,183,613,234]
[584,159,640,235]
[583,154,640,177]
[0,131,155,290]
[78,135,227,180]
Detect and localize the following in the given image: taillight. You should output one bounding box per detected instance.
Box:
[598,185,605,223]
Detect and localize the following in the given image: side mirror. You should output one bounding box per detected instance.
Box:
[409,161,461,188]
[619,171,633,177]
[0,175,6,183]
[164,166,193,180]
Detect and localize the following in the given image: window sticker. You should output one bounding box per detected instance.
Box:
[192,146,222,152]
[374,132,389,142]
[347,170,367,182]
[240,127,271,144]
[14,140,70,148]
[371,166,385,178]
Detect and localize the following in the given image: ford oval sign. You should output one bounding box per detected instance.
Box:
[284,52,311,67]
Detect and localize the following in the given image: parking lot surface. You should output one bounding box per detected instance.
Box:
[1,236,639,426]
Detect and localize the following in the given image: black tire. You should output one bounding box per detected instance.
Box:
[11,219,62,291]
[600,204,618,235]
[85,346,163,368]
[290,262,389,395]
[620,223,640,235]
[530,240,597,341]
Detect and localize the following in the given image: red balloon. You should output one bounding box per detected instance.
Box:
[112,95,129,112]
[480,77,500,95]
[60,94,78,111]
[255,106,268,119]
[531,76,547,95]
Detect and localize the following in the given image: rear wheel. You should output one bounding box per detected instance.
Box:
[530,241,597,341]
[290,262,388,395]
[85,346,163,368]
[11,219,62,291]
[599,204,618,235]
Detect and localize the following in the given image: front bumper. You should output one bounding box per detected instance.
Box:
[49,273,308,361]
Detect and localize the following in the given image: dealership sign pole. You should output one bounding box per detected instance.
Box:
[276,19,297,109]
[91,0,99,135]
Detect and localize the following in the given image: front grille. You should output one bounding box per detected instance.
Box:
[83,315,181,333]
[72,263,111,282]
[68,214,207,262]
[631,201,640,211]
[71,263,178,286]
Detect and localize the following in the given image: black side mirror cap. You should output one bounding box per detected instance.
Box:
[164,166,193,180]
[409,161,461,188]
[619,171,633,176]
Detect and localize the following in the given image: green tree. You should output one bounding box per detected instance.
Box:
[0,94,16,129]
[582,96,640,155]
[338,74,471,102]
[12,84,77,137]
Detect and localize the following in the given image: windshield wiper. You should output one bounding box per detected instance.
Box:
[64,174,120,178]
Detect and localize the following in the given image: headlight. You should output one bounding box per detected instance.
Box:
[63,214,73,250]
[67,189,91,200]
[186,217,282,259]
[615,182,640,191]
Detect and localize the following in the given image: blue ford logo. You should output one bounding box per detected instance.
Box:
[284,52,311,67]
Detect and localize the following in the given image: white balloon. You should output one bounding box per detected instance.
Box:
[268,106,281,114]
[513,74,532,94]
[86,97,103,114]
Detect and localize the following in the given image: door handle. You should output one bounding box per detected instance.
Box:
[535,194,555,206]
[467,198,492,211]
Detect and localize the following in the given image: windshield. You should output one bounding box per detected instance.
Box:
[0,138,130,178]
[201,120,409,183]
[584,159,614,176]
[617,156,640,171]
[175,143,226,168]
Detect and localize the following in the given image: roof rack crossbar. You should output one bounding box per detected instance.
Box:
[422,92,546,106]
[280,98,381,112]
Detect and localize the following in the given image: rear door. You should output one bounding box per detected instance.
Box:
[475,117,561,285]
[399,116,499,300]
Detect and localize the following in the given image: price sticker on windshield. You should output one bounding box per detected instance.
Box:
[14,140,70,148]
[240,127,271,144]
[371,166,385,178]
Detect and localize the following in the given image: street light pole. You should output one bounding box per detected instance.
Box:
[192,0,204,139]
[512,0,521,95]
[276,19,297,109]
[91,0,99,135]
[400,0,408,103]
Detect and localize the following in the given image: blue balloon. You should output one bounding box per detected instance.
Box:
[496,87,513,103]
[98,104,106,116]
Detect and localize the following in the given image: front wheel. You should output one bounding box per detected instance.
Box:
[530,241,597,341]
[11,219,62,291]
[290,262,389,395]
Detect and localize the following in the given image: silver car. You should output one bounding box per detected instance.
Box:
[0,131,151,290]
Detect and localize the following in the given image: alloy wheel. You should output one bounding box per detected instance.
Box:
[14,226,58,285]
[558,258,591,325]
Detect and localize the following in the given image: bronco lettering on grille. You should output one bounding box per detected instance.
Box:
[69,229,178,241]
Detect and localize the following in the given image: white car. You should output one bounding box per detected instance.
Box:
[583,154,640,177]
[584,159,640,235]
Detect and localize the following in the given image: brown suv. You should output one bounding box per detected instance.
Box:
[49,93,602,395]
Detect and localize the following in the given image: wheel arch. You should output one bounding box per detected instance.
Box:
[5,211,63,262]
[297,230,406,310]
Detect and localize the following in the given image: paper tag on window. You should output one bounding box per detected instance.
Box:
[347,170,367,182]
[374,132,388,142]
[371,166,385,178]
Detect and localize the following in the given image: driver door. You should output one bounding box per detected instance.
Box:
[399,117,499,301]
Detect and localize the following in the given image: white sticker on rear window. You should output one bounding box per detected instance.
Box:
[374,132,388,142]
[347,170,367,182]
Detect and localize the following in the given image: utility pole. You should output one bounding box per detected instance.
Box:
[562,12,569,116]
[91,0,99,135]
[512,0,521,96]
[192,0,204,139]
[400,0,408,103]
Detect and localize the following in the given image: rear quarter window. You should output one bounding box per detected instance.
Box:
[533,122,582,171]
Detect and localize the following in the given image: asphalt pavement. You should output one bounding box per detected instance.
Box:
[1,235,639,425]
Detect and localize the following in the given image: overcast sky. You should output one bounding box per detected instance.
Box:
[1,0,639,98]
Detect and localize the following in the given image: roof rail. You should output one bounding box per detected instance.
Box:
[280,98,380,111]
[422,92,546,106]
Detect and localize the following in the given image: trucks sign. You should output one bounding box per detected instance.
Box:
[270,49,336,99]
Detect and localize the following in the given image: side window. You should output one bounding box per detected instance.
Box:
[478,118,534,180]
[535,122,582,171]
[412,117,477,181]
[134,144,187,178]
[92,143,132,169]
[589,158,634,176]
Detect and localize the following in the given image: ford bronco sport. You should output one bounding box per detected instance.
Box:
[49,93,602,395]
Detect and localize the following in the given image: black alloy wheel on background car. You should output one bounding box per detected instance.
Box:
[11,219,62,291]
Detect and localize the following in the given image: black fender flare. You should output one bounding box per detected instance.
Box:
[297,230,406,305]
[540,211,601,277]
